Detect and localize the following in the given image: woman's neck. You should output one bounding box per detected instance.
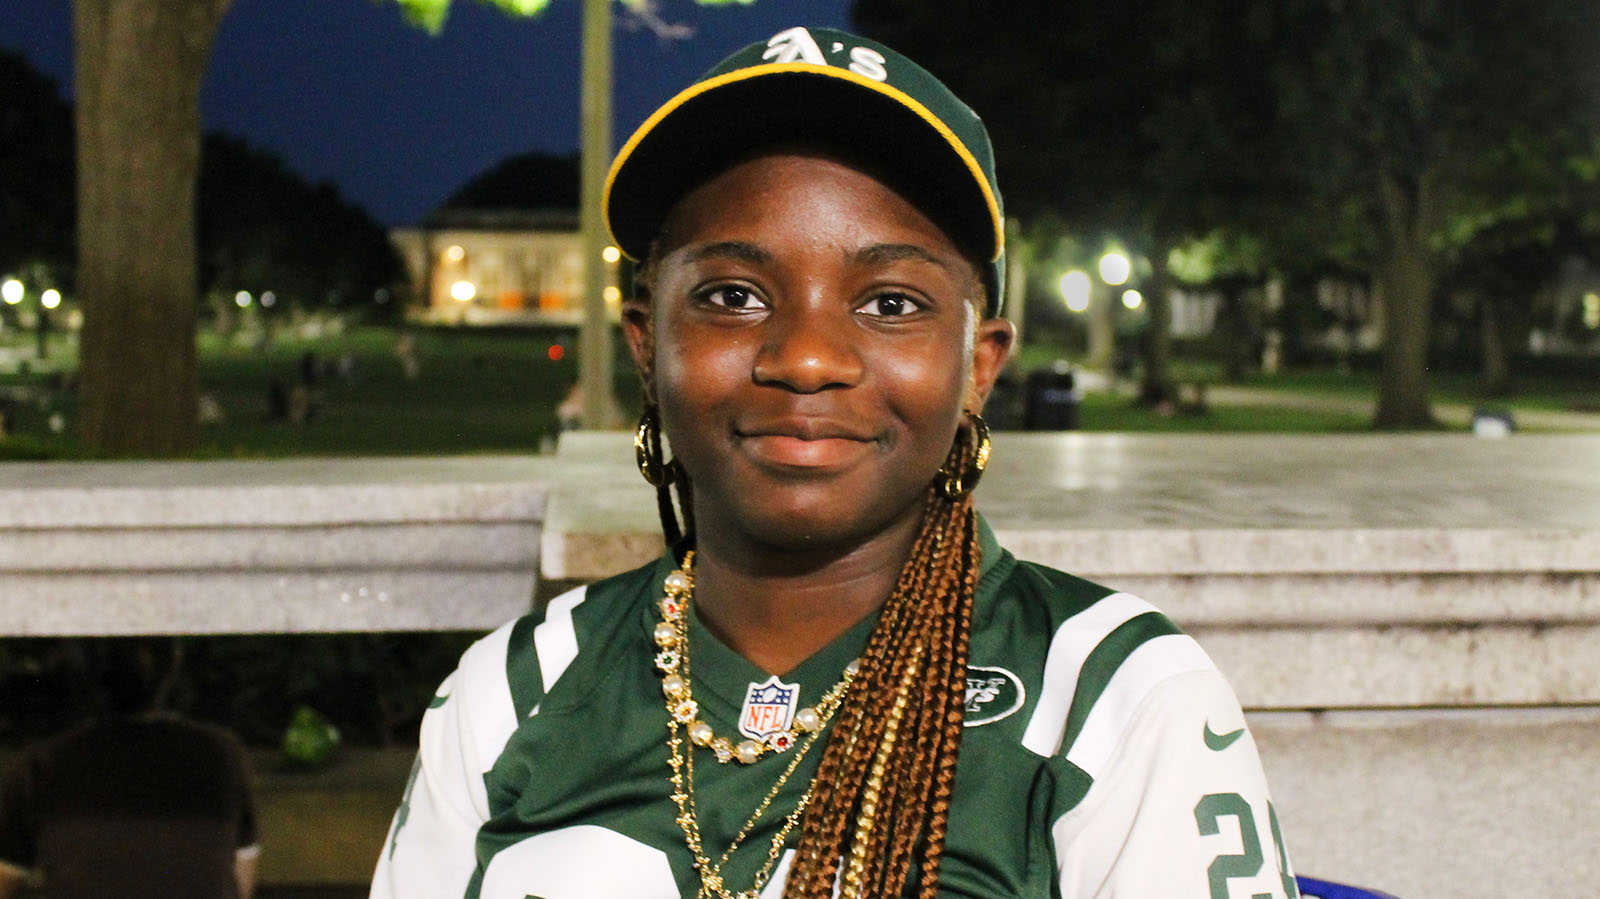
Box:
[688,514,922,675]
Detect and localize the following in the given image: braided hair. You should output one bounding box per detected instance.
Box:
[633,252,984,898]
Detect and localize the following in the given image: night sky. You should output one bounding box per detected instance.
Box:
[0,0,853,226]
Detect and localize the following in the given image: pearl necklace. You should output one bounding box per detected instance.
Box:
[655,552,859,899]
[654,553,858,765]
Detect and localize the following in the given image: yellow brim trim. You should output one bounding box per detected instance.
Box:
[603,62,1004,263]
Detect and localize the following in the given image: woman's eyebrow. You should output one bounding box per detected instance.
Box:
[682,241,772,265]
[854,243,954,271]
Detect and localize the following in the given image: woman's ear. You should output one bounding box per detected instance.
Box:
[966,315,1016,412]
[621,294,655,392]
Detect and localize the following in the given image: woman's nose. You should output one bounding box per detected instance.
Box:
[751,306,864,393]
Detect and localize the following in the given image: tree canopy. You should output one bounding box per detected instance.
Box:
[853,0,1600,424]
[0,50,74,282]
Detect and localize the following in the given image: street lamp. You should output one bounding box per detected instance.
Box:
[1058,270,1091,313]
[1098,252,1131,286]
[1,279,21,305]
[40,289,61,310]
[1121,289,1143,310]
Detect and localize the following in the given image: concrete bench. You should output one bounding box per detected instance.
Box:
[3,432,1598,896]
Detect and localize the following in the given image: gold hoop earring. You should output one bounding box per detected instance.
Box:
[938,411,991,499]
[635,406,677,487]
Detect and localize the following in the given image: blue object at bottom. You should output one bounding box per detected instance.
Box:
[1296,874,1401,899]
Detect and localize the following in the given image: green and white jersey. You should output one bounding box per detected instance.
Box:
[373,522,1295,898]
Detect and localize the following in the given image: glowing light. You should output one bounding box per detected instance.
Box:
[444,245,465,263]
[450,280,477,302]
[548,344,565,362]
[1121,289,1143,310]
[1,280,21,305]
[1098,252,1131,286]
[1059,270,1091,313]
[40,289,61,310]
[235,290,252,308]
[1584,292,1600,329]
[260,291,277,308]
[602,246,622,264]
[603,285,622,304]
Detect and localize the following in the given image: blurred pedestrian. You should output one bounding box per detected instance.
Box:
[0,638,259,899]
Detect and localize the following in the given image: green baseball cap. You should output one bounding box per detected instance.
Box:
[604,26,1006,315]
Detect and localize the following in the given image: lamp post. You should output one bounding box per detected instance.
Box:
[577,0,623,430]
[38,288,61,360]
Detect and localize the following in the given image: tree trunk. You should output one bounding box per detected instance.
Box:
[1138,252,1175,405]
[1086,281,1115,372]
[1479,293,1511,396]
[1373,170,1437,429]
[73,0,231,456]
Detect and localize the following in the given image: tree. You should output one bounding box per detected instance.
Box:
[69,0,719,454]
[0,51,75,283]
[73,0,233,456]
[1274,0,1600,426]
[198,133,404,317]
[853,0,1288,404]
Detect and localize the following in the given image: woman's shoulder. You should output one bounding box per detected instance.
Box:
[446,557,666,718]
[972,552,1227,761]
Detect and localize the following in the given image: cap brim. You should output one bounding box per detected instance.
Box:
[605,63,1003,273]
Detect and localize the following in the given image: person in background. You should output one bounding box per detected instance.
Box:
[0,638,259,899]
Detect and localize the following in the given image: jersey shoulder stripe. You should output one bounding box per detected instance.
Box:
[451,619,522,776]
[499,559,664,724]
[524,584,589,716]
[1065,633,1213,778]
[1017,586,1209,776]
[1020,592,1159,757]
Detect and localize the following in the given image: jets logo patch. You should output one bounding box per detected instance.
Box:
[963,665,1025,727]
[739,675,800,741]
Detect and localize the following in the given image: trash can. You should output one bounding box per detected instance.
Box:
[1024,362,1080,430]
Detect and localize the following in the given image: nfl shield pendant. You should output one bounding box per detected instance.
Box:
[738,675,800,742]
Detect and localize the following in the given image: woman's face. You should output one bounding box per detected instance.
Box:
[625,151,1013,553]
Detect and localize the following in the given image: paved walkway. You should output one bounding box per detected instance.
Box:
[1204,384,1600,432]
[1072,369,1600,432]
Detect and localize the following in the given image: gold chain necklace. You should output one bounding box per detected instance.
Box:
[655,554,857,765]
[656,551,858,899]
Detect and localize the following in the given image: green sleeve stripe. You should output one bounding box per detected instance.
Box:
[505,614,544,721]
[1056,611,1183,755]
[1020,592,1161,757]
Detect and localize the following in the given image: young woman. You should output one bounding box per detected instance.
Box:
[374,27,1295,899]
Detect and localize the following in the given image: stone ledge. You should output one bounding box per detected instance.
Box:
[0,457,551,635]
[544,432,1600,581]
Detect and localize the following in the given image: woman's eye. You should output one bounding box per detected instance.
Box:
[858,292,922,318]
[701,285,766,311]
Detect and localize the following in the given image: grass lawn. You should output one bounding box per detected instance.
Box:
[1,326,1594,459]
[0,324,645,459]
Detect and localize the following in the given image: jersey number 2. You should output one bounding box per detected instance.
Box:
[1194,793,1297,899]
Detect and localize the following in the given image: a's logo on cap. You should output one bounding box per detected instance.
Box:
[763,27,889,83]
[763,27,826,65]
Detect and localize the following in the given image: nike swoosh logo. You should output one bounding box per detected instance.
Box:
[1204,722,1245,751]
[427,692,450,710]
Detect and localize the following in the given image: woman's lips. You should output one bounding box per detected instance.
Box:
[735,420,877,470]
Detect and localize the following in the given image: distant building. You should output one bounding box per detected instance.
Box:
[390,209,621,326]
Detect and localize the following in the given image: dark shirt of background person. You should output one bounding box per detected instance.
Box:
[0,638,259,899]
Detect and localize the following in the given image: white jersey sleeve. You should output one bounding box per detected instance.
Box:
[1052,662,1297,898]
[371,621,522,899]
